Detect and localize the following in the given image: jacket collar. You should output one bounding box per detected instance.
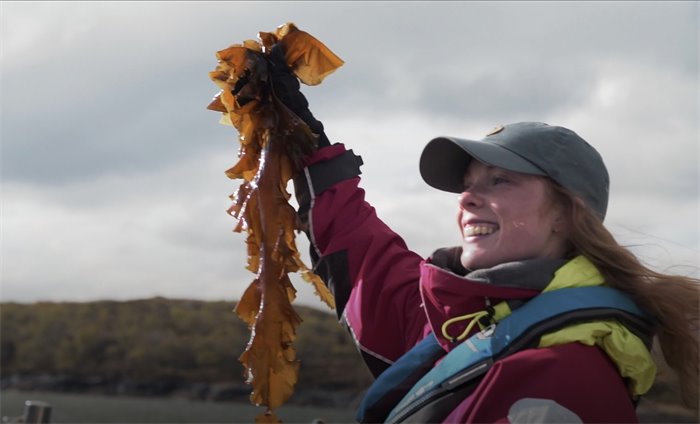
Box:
[420,247,568,351]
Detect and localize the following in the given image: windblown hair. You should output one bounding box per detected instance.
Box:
[549,182,699,410]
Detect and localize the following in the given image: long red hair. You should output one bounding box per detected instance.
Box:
[548,182,699,410]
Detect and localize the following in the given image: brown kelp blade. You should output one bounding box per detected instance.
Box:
[207,23,342,420]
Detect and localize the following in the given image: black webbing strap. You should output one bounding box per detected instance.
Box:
[294,148,364,222]
[307,149,364,195]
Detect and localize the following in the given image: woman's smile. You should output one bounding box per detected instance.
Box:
[462,222,498,238]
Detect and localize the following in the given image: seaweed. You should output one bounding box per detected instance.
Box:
[207,23,343,422]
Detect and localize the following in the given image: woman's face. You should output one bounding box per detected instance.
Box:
[457,161,570,271]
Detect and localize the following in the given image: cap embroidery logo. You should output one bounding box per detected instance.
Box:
[486,125,504,136]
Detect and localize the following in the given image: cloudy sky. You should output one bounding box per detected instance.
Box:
[2,2,698,310]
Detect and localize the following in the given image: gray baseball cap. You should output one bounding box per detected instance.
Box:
[419,122,610,219]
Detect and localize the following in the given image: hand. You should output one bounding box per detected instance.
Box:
[267,43,331,148]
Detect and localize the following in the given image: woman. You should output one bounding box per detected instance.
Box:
[264,52,699,422]
[286,119,699,422]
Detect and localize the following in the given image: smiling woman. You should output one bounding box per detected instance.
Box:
[410,123,699,421]
[271,68,699,423]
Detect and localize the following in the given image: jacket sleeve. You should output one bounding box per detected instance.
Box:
[294,143,428,377]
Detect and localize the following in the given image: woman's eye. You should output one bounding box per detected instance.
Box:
[493,176,510,185]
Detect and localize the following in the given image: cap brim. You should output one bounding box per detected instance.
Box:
[419,136,547,193]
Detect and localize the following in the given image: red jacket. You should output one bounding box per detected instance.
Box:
[295,144,646,423]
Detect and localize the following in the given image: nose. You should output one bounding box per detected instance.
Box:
[458,189,484,209]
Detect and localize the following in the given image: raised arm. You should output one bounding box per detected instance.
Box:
[267,43,429,376]
[293,144,428,376]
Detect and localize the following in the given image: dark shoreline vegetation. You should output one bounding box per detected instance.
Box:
[1,298,371,408]
[1,298,697,423]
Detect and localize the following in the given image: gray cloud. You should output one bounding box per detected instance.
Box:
[409,63,597,121]
[1,2,697,306]
[2,53,225,184]
[4,2,696,182]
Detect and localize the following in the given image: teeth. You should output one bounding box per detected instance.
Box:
[464,224,497,237]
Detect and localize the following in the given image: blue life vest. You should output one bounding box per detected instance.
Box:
[357,286,654,423]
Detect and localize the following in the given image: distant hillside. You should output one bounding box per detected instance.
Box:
[1,298,696,421]
[0,298,372,407]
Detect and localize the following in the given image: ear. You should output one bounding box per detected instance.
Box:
[552,218,563,234]
[551,211,571,235]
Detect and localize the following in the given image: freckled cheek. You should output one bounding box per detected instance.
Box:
[501,214,546,246]
[498,207,537,234]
